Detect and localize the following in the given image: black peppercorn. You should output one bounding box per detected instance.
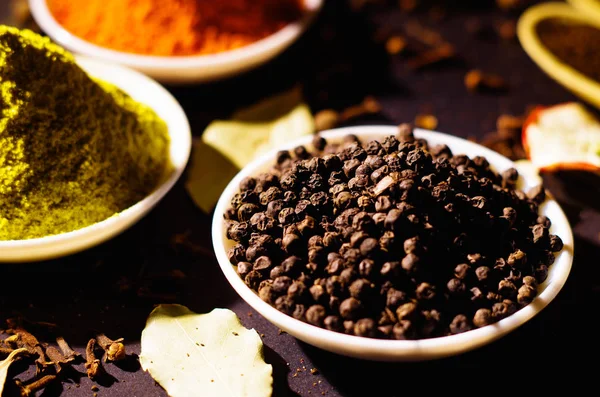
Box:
[281,256,303,276]
[380,261,402,278]
[354,318,377,337]
[392,320,416,340]
[339,297,362,320]
[416,282,436,301]
[288,280,307,301]
[254,256,272,273]
[498,279,517,299]
[282,234,303,255]
[359,238,379,257]
[324,315,343,332]
[532,224,549,244]
[245,270,264,290]
[454,263,471,280]
[396,302,418,321]
[517,284,536,305]
[473,308,493,328]
[447,278,466,295]
[401,253,419,274]
[549,235,563,252]
[535,265,549,283]
[227,244,246,265]
[237,261,253,277]
[383,289,405,311]
[349,279,374,300]
[507,249,527,268]
[357,259,376,278]
[449,314,472,334]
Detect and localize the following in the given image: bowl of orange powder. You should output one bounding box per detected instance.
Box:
[29,0,323,84]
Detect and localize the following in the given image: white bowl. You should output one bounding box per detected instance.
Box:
[29,0,323,84]
[0,56,191,263]
[212,126,574,361]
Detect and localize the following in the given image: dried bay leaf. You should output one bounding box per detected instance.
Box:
[202,88,315,169]
[185,88,314,213]
[140,305,272,397]
[0,348,28,394]
[185,139,240,213]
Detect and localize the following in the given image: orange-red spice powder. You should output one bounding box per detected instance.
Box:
[47,0,305,56]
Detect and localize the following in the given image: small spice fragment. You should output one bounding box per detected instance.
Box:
[385,36,407,55]
[464,70,508,93]
[414,114,438,130]
[407,43,456,70]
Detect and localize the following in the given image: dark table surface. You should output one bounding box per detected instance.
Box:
[2,1,599,396]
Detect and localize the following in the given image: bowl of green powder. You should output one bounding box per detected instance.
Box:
[0,26,191,263]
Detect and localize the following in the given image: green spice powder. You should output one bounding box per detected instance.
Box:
[0,26,171,240]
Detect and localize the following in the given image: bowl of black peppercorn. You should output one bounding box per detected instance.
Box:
[212,125,574,361]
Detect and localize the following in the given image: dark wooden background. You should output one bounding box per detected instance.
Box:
[1,1,598,395]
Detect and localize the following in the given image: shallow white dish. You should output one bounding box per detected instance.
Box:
[212,126,574,361]
[29,0,323,84]
[0,56,191,263]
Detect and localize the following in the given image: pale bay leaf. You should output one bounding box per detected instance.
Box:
[0,348,28,395]
[184,139,240,213]
[140,305,272,397]
[201,89,314,169]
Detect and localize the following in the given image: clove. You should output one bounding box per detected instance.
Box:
[407,43,456,70]
[4,327,50,369]
[45,345,78,374]
[464,69,508,92]
[56,336,81,361]
[340,96,381,121]
[13,374,58,397]
[96,333,126,362]
[85,339,104,380]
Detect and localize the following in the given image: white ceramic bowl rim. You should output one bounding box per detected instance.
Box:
[212,126,574,360]
[0,56,191,262]
[29,0,322,69]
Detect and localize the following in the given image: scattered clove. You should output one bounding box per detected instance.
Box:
[96,333,126,362]
[5,326,50,369]
[56,336,81,361]
[44,346,73,373]
[340,96,381,121]
[13,374,58,397]
[464,69,508,92]
[85,339,104,380]
[407,43,456,70]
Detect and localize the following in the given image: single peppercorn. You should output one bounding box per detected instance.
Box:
[473,308,493,328]
[339,297,362,320]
